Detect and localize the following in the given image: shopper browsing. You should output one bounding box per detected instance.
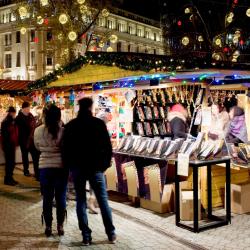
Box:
[226,106,248,144]
[168,104,189,139]
[16,102,40,179]
[63,98,116,246]
[208,102,230,140]
[34,105,68,237]
[1,107,19,186]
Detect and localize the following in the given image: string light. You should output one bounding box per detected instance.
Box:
[215,38,222,46]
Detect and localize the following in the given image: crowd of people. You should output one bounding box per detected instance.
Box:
[1,98,116,245]
[0,97,248,245]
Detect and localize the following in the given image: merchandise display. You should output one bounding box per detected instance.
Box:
[228,143,250,166]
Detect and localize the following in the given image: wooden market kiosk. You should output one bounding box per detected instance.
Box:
[36,62,250,230]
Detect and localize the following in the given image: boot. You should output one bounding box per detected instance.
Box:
[41,213,52,237]
[88,197,99,214]
[57,210,67,236]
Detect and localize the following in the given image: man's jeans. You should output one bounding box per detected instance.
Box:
[72,171,115,239]
[40,168,68,226]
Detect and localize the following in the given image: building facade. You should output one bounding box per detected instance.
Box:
[0,2,164,81]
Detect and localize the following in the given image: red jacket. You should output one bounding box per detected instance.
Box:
[1,115,19,149]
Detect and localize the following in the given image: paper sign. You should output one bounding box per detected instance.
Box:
[177,153,189,177]
[201,107,212,126]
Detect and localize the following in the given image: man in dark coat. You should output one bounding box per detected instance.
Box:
[1,107,19,185]
[63,98,116,246]
[16,102,40,179]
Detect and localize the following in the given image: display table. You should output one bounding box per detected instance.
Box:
[175,157,231,233]
[113,151,170,197]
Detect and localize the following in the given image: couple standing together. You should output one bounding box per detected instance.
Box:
[34,98,116,245]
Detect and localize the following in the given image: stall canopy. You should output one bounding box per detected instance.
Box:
[0,79,33,95]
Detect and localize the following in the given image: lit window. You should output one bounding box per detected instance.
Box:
[5,54,12,68]
[16,52,21,67]
[31,51,35,66]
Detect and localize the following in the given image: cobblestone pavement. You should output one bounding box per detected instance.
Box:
[0,166,250,250]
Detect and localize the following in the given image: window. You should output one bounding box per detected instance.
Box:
[154,49,157,54]
[5,54,12,68]
[46,56,53,66]
[145,31,150,39]
[107,19,114,29]
[128,44,131,52]
[47,31,52,41]
[98,17,105,27]
[154,33,157,41]
[16,52,21,67]
[117,42,122,52]
[4,33,12,46]
[16,31,21,43]
[128,26,133,34]
[30,30,35,42]
[117,23,125,32]
[31,51,35,66]
[137,29,142,37]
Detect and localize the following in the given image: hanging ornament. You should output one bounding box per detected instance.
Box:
[198,35,204,42]
[109,34,118,43]
[215,38,222,46]
[20,27,27,35]
[107,46,113,52]
[181,36,189,46]
[177,20,182,26]
[212,53,221,61]
[40,0,49,6]
[44,18,49,25]
[77,0,86,4]
[102,9,110,17]
[18,6,28,18]
[68,31,77,41]
[246,8,250,17]
[59,14,68,24]
[98,41,105,48]
[184,7,191,14]
[80,5,88,14]
[233,36,239,44]
[37,16,44,25]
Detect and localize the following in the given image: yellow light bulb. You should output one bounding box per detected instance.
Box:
[181,36,189,46]
[59,14,68,25]
[18,6,28,18]
[20,27,27,35]
[110,34,118,44]
[68,31,77,41]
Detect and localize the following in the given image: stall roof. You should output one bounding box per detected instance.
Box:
[0,79,33,91]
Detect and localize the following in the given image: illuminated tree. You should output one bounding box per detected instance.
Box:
[13,0,117,65]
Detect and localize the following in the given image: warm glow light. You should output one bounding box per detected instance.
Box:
[246,8,250,17]
[181,36,189,46]
[184,7,191,14]
[102,9,110,17]
[226,15,233,23]
[233,36,239,43]
[215,38,222,46]
[19,6,28,18]
[59,14,68,24]
[55,64,61,70]
[40,0,49,6]
[110,34,118,43]
[80,5,88,14]
[20,27,27,35]
[99,41,105,48]
[37,16,44,25]
[57,33,63,40]
[77,0,86,4]
[198,35,204,42]
[68,31,77,41]
[107,46,113,52]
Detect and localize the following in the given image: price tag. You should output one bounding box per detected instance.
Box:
[177,153,189,177]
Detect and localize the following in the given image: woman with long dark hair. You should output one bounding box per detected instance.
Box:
[34,105,68,237]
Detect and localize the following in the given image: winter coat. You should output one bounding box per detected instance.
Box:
[168,111,188,139]
[16,111,36,149]
[1,115,18,150]
[34,125,64,169]
[208,111,230,140]
[63,112,112,174]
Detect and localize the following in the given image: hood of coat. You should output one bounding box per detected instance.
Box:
[168,111,187,122]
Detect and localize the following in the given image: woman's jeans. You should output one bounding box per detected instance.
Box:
[40,168,68,227]
[72,171,115,239]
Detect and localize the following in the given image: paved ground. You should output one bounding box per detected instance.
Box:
[0,166,250,250]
